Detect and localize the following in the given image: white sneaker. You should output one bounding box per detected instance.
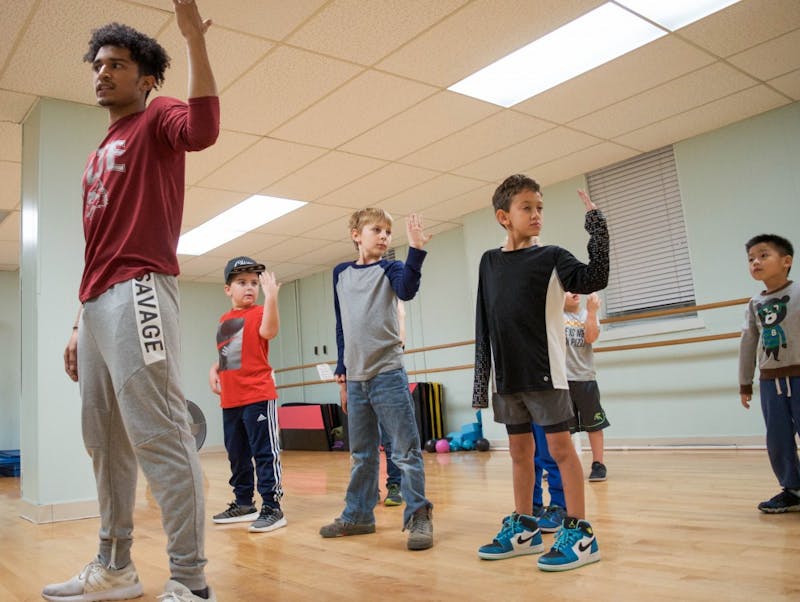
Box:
[42,559,143,601]
[157,580,216,602]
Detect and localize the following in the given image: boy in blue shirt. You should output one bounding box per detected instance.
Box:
[320,209,434,550]
[473,174,609,571]
[739,234,800,513]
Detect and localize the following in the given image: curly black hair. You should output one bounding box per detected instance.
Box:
[83,22,171,88]
[492,174,542,212]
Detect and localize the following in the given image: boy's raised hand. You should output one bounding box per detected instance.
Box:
[587,292,601,312]
[259,271,280,298]
[578,189,597,212]
[406,213,432,249]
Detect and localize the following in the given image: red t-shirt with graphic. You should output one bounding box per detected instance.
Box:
[79,95,220,303]
[216,305,278,409]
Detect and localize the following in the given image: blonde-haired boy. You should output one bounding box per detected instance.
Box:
[320,208,434,550]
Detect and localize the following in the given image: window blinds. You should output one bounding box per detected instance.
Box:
[586,146,695,317]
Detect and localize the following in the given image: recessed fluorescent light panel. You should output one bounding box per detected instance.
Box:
[448,0,741,107]
[616,0,742,31]
[177,194,306,255]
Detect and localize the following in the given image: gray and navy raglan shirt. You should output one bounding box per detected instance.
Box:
[739,280,800,395]
[334,247,426,381]
[472,210,609,408]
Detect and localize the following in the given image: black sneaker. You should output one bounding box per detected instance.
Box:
[757,489,800,513]
[404,505,434,551]
[213,501,259,524]
[249,506,288,532]
[589,461,607,482]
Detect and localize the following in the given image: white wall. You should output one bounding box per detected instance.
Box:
[1,101,798,451]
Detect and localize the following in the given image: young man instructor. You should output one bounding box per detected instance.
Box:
[48,1,219,600]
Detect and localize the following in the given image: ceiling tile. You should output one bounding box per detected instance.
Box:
[376,0,605,86]
[0,161,21,211]
[0,0,170,104]
[264,151,387,202]
[0,0,36,75]
[197,137,326,193]
[614,85,789,150]
[402,111,553,172]
[255,203,352,237]
[0,240,19,268]
[340,91,498,160]
[287,0,468,65]
[292,240,356,265]
[0,90,37,123]
[270,70,436,148]
[515,35,716,123]
[186,129,261,186]
[727,29,800,81]
[199,231,290,262]
[421,184,495,222]
[315,162,438,208]
[382,174,485,215]
[454,127,601,182]
[182,187,249,229]
[529,142,638,186]
[155,25,275,101]
[219,46,363,136]
[178,254,229,280]
[769,69,800,100]
[678,0,800,58]
[132,0,327,41]
[0,210,20,240]
[270,261,323,283]
[0,123,22,162]
[253,235,326,263]
[568,63,757,139]
[302,217,352,243]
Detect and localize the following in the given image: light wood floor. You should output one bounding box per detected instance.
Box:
[1,449,798,601]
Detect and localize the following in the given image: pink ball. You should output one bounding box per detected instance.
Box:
[435,439,450,453]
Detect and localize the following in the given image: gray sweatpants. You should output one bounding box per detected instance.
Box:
[78,273,207,590]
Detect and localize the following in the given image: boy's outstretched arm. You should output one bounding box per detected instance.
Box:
[173,0,217,99]
[258,271,280,340]
[578,189,596,212]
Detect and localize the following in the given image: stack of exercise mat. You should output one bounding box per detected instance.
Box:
[0,449,20,477]
[277,381,445,452]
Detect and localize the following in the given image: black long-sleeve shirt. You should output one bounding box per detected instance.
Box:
[472,210,609,408]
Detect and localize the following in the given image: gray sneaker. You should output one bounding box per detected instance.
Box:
[213,501,259,524]
[319,517,376,538]
[42,559,143,601]
[405,505,433,550]
[249,506,287,533]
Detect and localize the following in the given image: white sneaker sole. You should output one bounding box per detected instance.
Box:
[42,582,144,602]
[249,516,288,533]
[213,511,259,524]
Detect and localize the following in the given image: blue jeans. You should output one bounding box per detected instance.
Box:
[343,369,430,525]
[533,423,565,509]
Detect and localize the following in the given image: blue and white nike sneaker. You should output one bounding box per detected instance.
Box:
[478,513,543,560]
[537,517,600,571]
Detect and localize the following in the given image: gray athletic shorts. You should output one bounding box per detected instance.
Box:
[492,388,574,430]
[567,380,610,433]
